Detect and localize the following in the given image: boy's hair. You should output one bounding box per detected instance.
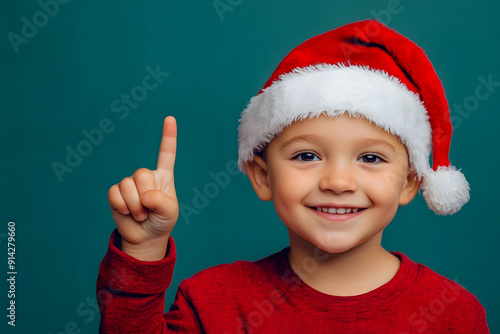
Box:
[237,19,470,216]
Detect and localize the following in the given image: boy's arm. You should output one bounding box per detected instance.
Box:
[97,229,203,333]
[99,116,205,332]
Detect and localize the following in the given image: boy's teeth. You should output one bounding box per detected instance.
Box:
[316,207,362,214]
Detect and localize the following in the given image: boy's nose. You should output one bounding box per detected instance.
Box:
[318,162,358,194]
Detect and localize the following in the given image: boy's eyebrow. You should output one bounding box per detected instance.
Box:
[355,138,396,152]
[280,134,321,150]
[280,135,397,152]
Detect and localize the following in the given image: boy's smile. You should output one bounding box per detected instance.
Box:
[246,113,421,255]
[310,205,366,222]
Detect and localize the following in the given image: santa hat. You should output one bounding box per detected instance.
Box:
[237,19,470,215]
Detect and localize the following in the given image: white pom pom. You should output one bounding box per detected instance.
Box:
[421,166,470,215]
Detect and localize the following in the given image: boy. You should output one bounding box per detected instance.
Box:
[97,19,489,333]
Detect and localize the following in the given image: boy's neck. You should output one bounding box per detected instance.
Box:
[287,230,401,297]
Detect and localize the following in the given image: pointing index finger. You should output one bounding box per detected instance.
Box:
[156,116,177,171]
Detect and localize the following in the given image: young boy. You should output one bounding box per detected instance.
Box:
[97,19,489,333]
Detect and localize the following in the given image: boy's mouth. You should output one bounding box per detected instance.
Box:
[312,207,366,215]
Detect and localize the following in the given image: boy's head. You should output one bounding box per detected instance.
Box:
[238,19,470,216]
[245,113,421,253]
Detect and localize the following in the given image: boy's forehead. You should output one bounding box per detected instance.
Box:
[280,113,390,137]
[269,113,408,151]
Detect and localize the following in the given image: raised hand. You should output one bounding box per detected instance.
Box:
[108,116,179,260]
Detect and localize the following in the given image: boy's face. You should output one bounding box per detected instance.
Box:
[246,113,421,254]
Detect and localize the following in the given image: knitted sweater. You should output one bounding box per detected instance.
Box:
[97,229,489,333]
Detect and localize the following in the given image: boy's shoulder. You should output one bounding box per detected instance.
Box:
[395,251,486,317]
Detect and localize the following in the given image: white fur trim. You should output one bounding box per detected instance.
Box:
[421,166,470,215]
[238,64,432,179]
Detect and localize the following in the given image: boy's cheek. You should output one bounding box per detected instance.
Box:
[365,167,407,190]
[383,170,407,189]
[361,176,403,204]
[271,169,313,191]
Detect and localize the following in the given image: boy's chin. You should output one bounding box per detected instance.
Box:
[309,236,369,255]
[298,238,354,255]
[314,244,355,255]
[290,229,375,255]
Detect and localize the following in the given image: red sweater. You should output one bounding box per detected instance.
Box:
[97,229,489,333]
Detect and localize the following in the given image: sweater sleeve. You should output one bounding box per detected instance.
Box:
[96,229,203,333]
[472,303,490,334]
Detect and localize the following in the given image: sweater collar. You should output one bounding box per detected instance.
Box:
[273,247,419,313]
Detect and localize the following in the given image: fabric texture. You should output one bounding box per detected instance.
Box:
[97,229,489,333]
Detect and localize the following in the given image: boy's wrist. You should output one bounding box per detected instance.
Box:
[120,235,170,261]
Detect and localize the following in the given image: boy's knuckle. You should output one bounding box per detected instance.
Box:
[108,188,124,208]
[108,184,117,196]
[108,185,117,199]
[133,168,152,182]
[120,177,134,188]
[134,167,149,176]
[109,185,125,201]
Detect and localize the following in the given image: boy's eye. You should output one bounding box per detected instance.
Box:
[358,154,384,164]
[293,152,319,162]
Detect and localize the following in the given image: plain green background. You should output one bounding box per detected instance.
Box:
[1,0,499,332]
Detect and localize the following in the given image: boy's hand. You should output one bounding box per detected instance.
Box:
[108,116,179,260]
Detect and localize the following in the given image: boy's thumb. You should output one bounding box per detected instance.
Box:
[140,189,178,219]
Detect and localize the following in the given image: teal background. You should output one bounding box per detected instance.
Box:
[1,0,499,332]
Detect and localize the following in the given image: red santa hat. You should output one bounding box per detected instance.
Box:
[237,19,470,215]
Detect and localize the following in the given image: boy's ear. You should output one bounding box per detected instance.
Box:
[245,155,273,201]
[399,169,423,205]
